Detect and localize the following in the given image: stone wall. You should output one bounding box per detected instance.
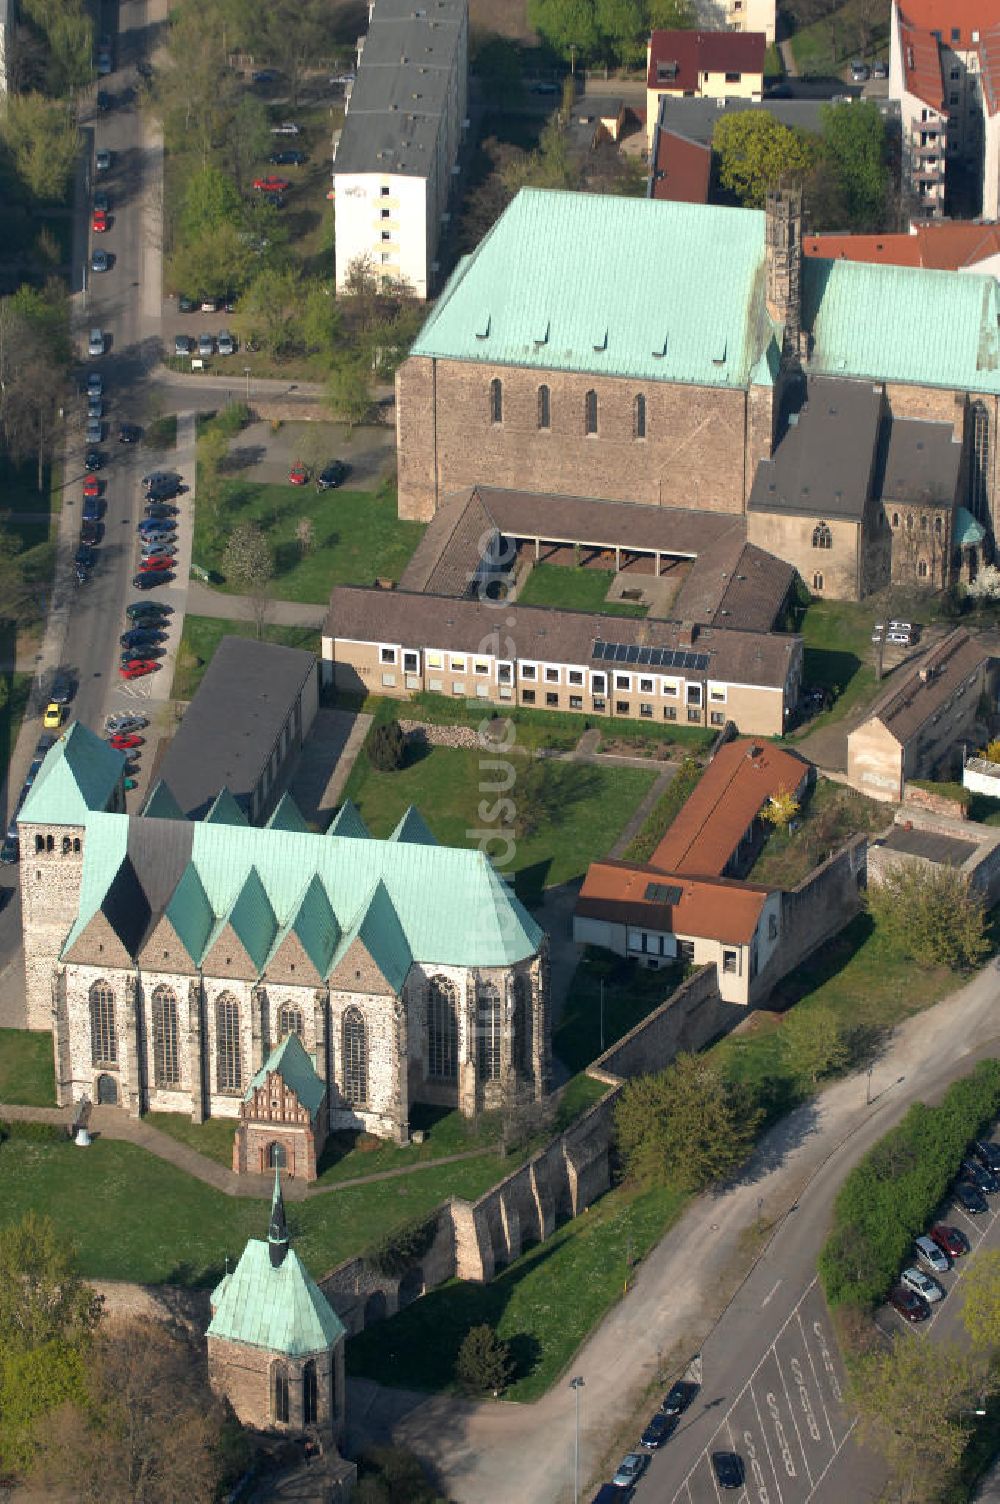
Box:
[589,964,737,1079]
[903,782,969,820]
[751,835,867,1002]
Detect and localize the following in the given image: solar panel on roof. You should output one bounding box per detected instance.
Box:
[645,881,682,905]
[625,646,639,663]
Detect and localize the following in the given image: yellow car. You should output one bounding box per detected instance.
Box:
[43,702,63,730]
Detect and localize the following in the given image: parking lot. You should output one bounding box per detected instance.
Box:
[645,1281,854,1504]
[878,1176,1000,1344]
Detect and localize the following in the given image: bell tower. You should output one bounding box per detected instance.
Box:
[765,183,803,363]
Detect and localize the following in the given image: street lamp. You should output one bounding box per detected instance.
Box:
[244,366,252,405]
[570,1375,585,1504]
[866,1065,874,1105]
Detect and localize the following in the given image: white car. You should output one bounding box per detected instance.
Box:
[270,121,300,135]
[612,1452,649,1488]
[901,1266,943,1304]
[88,328,105,357]
[217,330,235,356]
[914,1235,949,1275]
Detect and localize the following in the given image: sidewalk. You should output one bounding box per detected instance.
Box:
[185,580,326,629]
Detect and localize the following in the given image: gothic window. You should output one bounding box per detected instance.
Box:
[489,377,502,425]
[934,515,943,536]
[921,514,928,531]
[584,389,598,435]
[343,1007,368,1106]
[268,1141,286,1168]
[811,523,832,550]
[477,982,501,1083]
[427,976,458,1081]
[812,572,824,591]
[89,981,117,1066]
[919,559,928,578]
[303,1360,318,1426]
[272,1363,289,1424]
[891,513,900,529]
[634,393,646,440]
[152,985,180,1087]
[215,993,242,1093]
[278,1004,304,1039]
[970,400,990,521]
[512,974,532,1079]
[537,384,550,430]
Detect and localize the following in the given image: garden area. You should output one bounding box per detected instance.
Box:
[554,953,683,1075]
[170,617,320,700]
[746,776,888,889]
[787,0,890,77]
[516,564,648,618]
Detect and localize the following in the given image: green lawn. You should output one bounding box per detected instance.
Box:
[345,1179,687,1402]
[746,777,888,889]
[401,693,581,753]
[787,598,879,739]
[171,617,321,700]
[620,755,702,865]
[0,1029,56,1107]
[342,744,657,902]
[0,667,33,787]
[789,0,890,76]
[554,954,683,1075]
[517,565,648,618]
[192,477,424,604]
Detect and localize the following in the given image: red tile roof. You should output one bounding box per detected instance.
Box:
[803,222,1000,271]
[576,861,770,945]
[651,127,712,205]
[647,29,766,93]
[981,24,1000,116]
[898,11,947,111]
[649,738,810,877]
[897,1,993,50]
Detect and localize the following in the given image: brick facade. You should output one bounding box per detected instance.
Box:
[206,1334,345,1446]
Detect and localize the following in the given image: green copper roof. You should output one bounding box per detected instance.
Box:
[749,334,781,388]
[164,862,215,964]
[141,780,186,821]
[208,1240,344,1357]
[205,787,248,826]
[247,1032,325,1120]
[954,506,987,548]
[226,866,278,972]
[332,878,412,993]
[19,723,123,826]
[412,189,775,388]
[804,259,1000,395]
[326,799,369,839]
[266,873,340,978]
[388,805,437,846]
[266,793,309,833]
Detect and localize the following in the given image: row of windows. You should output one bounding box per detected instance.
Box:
[34,833,81,854]
[273,1359,319,1426]
[427,974,532,1084]
[489,379,646,439]
[812,515,945,552]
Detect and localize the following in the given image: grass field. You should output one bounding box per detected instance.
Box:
[788,598,879,738]
[192,477,424,604]
[171,617,320,700]
[788,0,890,76]
[0,1029,55,1107]
[554,954,682,1074]
[342,743,657,901]
[517,565,648,618]
[620,755,703,865]
[747,777,888,889]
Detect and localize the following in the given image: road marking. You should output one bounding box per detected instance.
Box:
[765,1389,798,1480]
[762,1280,782,1307]
[749,1388,782,1503]
[778,1358,816,1487]
[811,1321,842,1403]
[797,1312,837,1449]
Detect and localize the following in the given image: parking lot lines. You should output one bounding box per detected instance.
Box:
[883,1193,1000,1338]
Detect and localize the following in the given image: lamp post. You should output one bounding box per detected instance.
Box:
[866,1065,874,1105]
[244,366,252,405]
[570,1375,585,1503]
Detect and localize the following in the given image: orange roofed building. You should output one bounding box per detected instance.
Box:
[803,223,1000,278]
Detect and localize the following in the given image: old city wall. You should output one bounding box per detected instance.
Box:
[589,964,735,1078]
[396,355,752,522]
[750,835,868,1003]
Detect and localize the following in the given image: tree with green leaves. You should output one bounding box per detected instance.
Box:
[648,0,695,23]
[20,0,93,96]
[762,787,800,830]
[179,165,242,244]
[222,520,273,592]
[780,1005,849,1087]
[866,865,988,972]
[455,1324,515,1395]
[0,281,72,492]
[961,1250,1000,1352]
[615,1053,762,1191]
[471,34,525,108]
[327,350,373,433]
[300,279,342,357]
[817,100,888,231]
[527,0,602,63]
[1,93,79,201]
[235,266,302,358]
[595,0,646,64]
[713,113,816,208]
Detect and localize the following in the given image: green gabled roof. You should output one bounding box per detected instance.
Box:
[247,1032,325,1120]
[164,862,216,964]
[954,505,987,548]
[19,723,123,826]
[804,258,1000,396]
[332,878,412,993]
[411,189,775,388]
[749,333,781,388]
[266,793,309,833]
[281,873,339,976]
[208,1240,343,1357]
[388,805,437,846]
[226,866,278,972]
[205,787,248,826]
[326,799,369,839]
[141,780,186,821]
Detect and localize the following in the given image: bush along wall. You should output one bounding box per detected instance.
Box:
[819,1059,1000,1310]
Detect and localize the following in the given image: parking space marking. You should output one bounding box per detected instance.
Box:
[797,1313,837,1450]
[777,1355,815,1488]
[750,1386,784,1503]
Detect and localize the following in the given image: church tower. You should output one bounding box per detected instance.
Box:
[765,183,803,363]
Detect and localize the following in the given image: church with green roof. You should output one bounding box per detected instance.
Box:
[17,723,549,1150]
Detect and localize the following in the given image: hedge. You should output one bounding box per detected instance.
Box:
[0,1118,67,1144]
[819,1059,1000,1309]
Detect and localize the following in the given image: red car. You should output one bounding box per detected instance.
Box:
[252,175,289,194]
[930,1224,968,1259]
[92,209,108,232]
[139,556,172,572]
[288,461,308,485]
[119,660,159,679]
[889,1285,929,1324]
[83,476,100,498]
[109,733,143,750]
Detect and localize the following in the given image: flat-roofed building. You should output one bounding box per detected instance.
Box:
[333,0,468,299]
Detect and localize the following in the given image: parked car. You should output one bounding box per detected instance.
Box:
[270,150,305,166]
[132,570,171,590]
[137,519,176,536]
[125,603,170,622]
[711,1452,746,1490]
[49,670,73,705]
[639,1412,677,1450]
[914,1234,950,1274]
[662,1380,698,1417]
[955,1181,988,1215]
[930,1224,968,1258]
[251,68,278,84]
[91,249,109,274]
[84,449,103,471]
[86,371,103,396]
[217,330,236,356]
[109,733,144,750]
[886,631,912,647]
[850,60,870,81]
[144,503,179,520]
[178,294,196,312]
[140,544,176,562]
[119,659,160,679]
[889,1284,930,1323]
[106,714,148,733]
[288,461,308,485]
[611,1453,649,1489]
[95,149,112,171]
[872,59,889,78]
[92,208,109,232]
[972,1139,1000,1172]
[146,478,184,502]
[0,834,19,864]
[80,521,101,546]
[82,476,100,499]
[198,333,214,358]
[88,394,103,419]
[316,460,348,490]
[82,493,101,522]
[901,1266,943,1304]
[43,702,64,730]
[138,555,173,573]
[253,175,290,194]
[270,121,300,135]
[118,423,142,444]
[888,619,916,634]
[962,1158,1000,1193]
[86,417,103,444]
[174,334,192,358]
[93,191,109,214]
[88,328,105,356]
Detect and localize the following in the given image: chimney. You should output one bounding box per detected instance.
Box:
[678,621,698,647]
[765,183,803,363]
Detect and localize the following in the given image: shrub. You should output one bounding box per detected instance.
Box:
[364,1216,437,1279]
[866,864,987,972]
[367,720,406,773]
[0,1119,67,1144]
[455,1324,514,1395]
[212,401,251,439]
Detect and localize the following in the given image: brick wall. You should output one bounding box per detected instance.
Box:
[590,964,738,1079]
[750,835,867,1001]
[902,782,969,820]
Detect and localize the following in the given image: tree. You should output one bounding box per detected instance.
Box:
[168,221,254,303]
[222,520,273,591]
[367,719,406,772]
[179,165,242,244]
[527,0,602,63]
[850,1337,994,1503]
[21,0,93,95]
[327,351,373,433]
[615,1053,763,1191]
[984,739,1000,765]
[780,1005,849,1087]
[470,33,525,108]
[222,92,271,195]
[648,0,695,24]
[762,787,800,829]
[713,113,816,208]
[236,266,302,358]
[455,1324,514,1395]
[962,1250,1000,1352]
[817,100,888,231]
[1,93,80,200]
[866,865,988,972]
[296,516,315,557]
[300,279,342,358]
[0,1212,101,1354]
[0,1341,87,1475]
[595,0,646,65]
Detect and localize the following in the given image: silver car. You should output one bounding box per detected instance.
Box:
[901,1266,943,1304]
[86,417,103,444]
[217,330,235,356]
[914,1235,949,1275]
[198,333,214,358]
[88,328,105,356]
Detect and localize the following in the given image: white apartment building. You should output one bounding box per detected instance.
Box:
[697,0,775,45]
[333,0,468,301]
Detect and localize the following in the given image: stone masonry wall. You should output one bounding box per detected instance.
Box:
[590,964,737,1079]
[750,835,868,1003]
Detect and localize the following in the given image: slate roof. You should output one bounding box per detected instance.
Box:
[858,628,991,746]
[653,93,831,150]
[247,1032,325,1121]
[879,416,962,507]
[748,377,883,520]
[19,722,123,826]
[208,1239,344,1357]
[671,537,795,634]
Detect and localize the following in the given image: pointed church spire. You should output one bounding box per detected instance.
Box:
[268,1165,290,1268]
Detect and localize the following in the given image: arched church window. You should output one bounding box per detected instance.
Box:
[343,1007,368,1106]
[477,982,501,1083]
[152,985,180,1086]
[89,981,117,1066]
[427,976,458,1081]
[537,384,550,430]
[634,393,646,440]
[215,993,242,1092]
[272,1363,289,1424]
[584,389,598,435]
[812,572,824,591]
[303,1360,318,1426]
[489,377,502,425]
[511,974,532,1079]
[811,523,832,550]
[278,1004,304,1039]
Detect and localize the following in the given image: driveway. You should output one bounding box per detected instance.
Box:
[221,418,396,493]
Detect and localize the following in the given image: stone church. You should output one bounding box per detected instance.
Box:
[395,186,999,597]
[18,724,549,1146]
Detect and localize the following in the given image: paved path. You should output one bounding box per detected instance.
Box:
[779,37,799,76]
[185,580,326,628]
[609,765,674,858]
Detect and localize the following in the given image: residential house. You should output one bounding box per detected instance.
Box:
[645,29,765,148]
